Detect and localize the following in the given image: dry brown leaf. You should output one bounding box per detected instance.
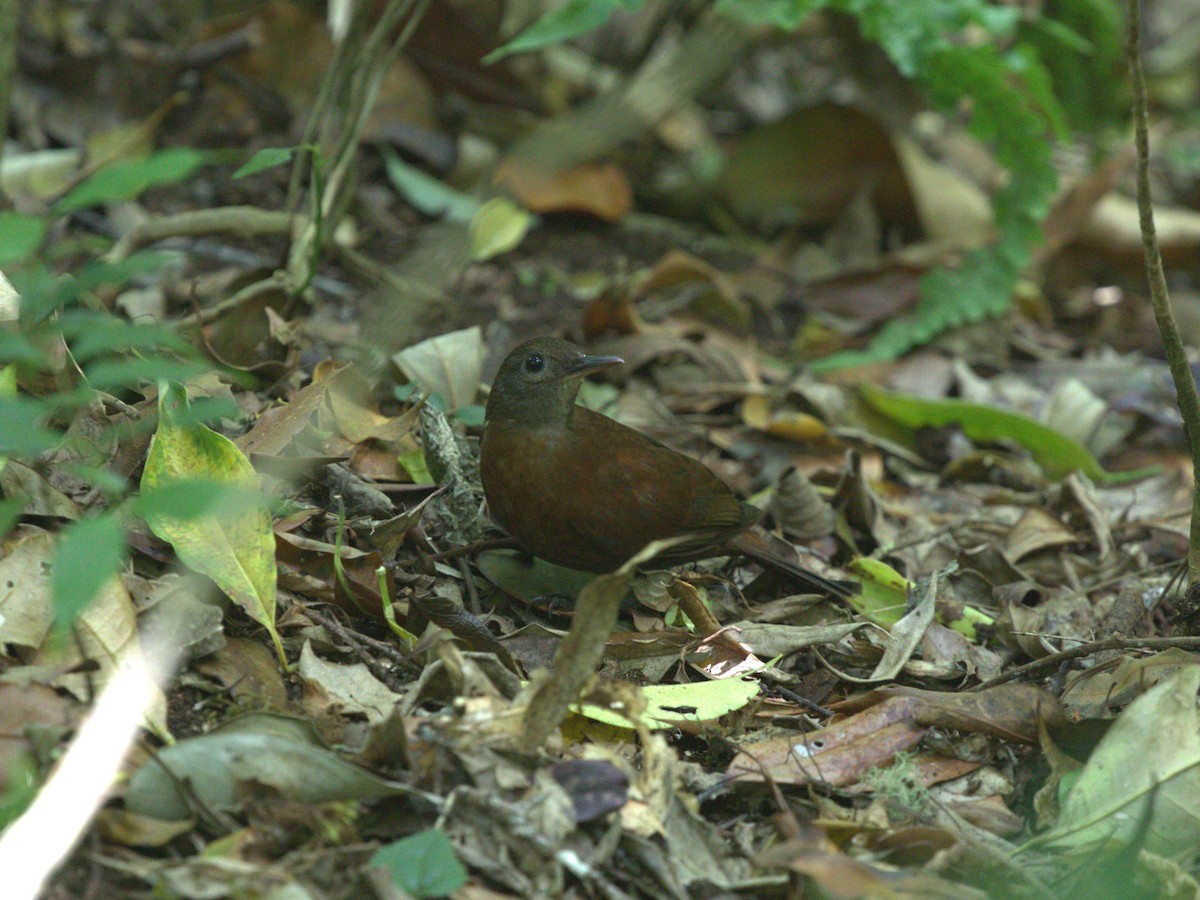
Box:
[494,158,632,222]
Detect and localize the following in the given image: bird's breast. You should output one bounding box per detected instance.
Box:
[481,419,616,570]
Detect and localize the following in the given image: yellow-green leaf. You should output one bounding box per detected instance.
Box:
[140,382,284,666]
[574,677,760,730]
[847,557,994,640]
[0,365,15,474]
[469,197,534,261]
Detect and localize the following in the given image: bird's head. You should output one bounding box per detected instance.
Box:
[485,337,623,426]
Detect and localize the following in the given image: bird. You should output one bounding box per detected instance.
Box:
[479,337,854,598]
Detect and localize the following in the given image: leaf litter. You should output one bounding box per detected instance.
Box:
[3,3,1200,899]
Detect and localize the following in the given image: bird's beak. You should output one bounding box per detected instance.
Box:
[564,353,623,379]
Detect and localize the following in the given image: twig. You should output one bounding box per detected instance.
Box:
[304,604,415,675]
[973,635,1200,690]
[120,21,261,69]
[771,686,835,720]
[426,536,517,563]
[106,207,293,263]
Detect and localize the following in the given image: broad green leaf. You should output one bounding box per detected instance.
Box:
[370,830,467,898]
[51,512,127,631]
[0,396,62,457]
[469,197,535,261]
[1031,666,1200,858]
[575,677,760,729]
[860,383,1157,485]
[0,333,47,368]
[83,356,211,392]
[381,146,480,221]
[233,146,297,179]
[141,382,284,666]
[396,446,434,485]
[56,148,210,212]
[0,213,46,266]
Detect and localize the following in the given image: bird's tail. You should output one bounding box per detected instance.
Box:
[730,529,859,599]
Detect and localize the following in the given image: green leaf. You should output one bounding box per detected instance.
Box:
[846,557,992,639]
[1032,666,1200,858]
[59,312,192,362]
[140,382,284,666]
[0,396,62,457]
[0,213,47,266]
[0,753,38,830]
[83,356,211,392]
[860,383,1157,484]
[0,332,50,368]
[484,0,640,62]
[0,498,24,539]
[842,557,909,629]
[72,253,174,293]
[233,146,298,179]
[469,197,535,261]
[475,549,595,604]
[126,727,426,821]
[52,512,127,631]
[1018,0,1124,133]
[56,148,210,212]
[396,447,434,485]
[16,254,172,328]
[0,366,14,473]
[370,830,468,897]
[380,146,480,221]
[454,404,485,427]
[135,479,265,523]
[575,678,761,729]
[716,0,825,29]
[813,35,1060,370]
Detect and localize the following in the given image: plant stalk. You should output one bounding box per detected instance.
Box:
[1128,0,1200,588]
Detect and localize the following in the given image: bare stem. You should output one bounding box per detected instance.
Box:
[1128,0,1200,588]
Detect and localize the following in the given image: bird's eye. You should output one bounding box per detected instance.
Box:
[523,353,545,374]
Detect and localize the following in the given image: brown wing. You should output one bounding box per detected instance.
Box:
[563,409,757,568]
[481,409,758,572]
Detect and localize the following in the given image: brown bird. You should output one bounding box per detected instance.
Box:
[480,337,854,598]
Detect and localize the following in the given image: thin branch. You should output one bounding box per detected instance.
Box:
[974,635,1200,690]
